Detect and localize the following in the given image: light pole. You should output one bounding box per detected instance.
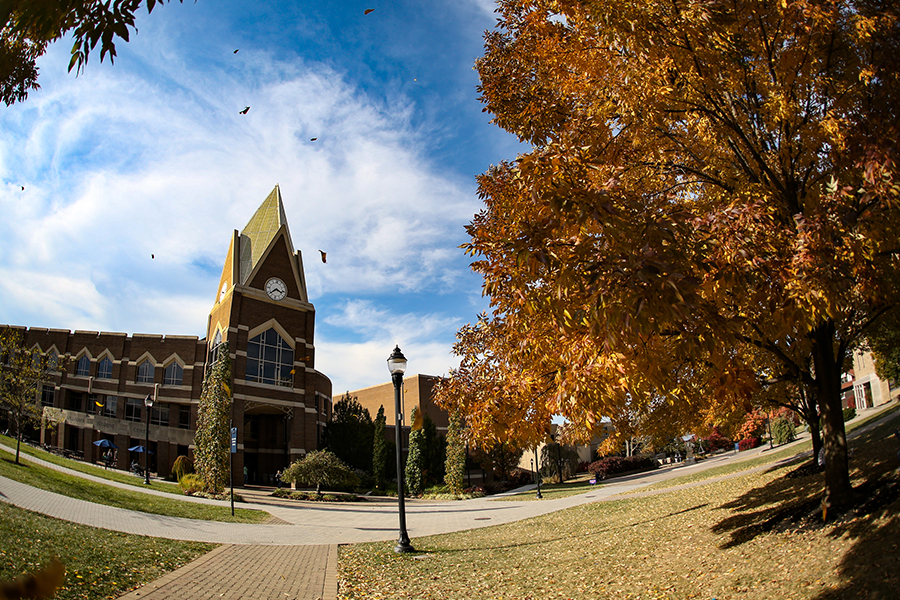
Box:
[143,393,153,485]
[388,346,414,553]
[531,458,543,499]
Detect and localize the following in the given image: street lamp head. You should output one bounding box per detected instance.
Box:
[144,393,154,408]
[387,346,407,375]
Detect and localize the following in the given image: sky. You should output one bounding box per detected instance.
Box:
[0,0,524,393]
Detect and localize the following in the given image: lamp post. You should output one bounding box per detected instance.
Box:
[533,449,542,498]
[388,346,414,553]
[143,393,153,485]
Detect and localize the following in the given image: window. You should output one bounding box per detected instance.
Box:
[76,355,90,376]
[125,398,143,422]
[151,404,169,427]
[66,392,83,412]
[136,360,154,383]
[97,357,113,379]
[103,396,117,418]
[245,328,294,387]
[41,385,55,407]
[48,350,58,371]
[164,362,183,386]
[177,404,191,429]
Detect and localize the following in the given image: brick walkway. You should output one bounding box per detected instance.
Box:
[114,545,337,600]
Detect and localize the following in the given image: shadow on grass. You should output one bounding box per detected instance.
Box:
[431,502,709,553]
[710,412,900,598]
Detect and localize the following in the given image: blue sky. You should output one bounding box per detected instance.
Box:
[0,0,522,393]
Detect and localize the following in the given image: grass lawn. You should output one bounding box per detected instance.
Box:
[636,403,900,494]
[0,501,215,600]
[0,448,268,524]
[495,474,600,501]
[339,413,900,599]
[0,434,183,495]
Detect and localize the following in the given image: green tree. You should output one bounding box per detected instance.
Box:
[323,392,374,473]
[1,0,185,105]
[421,413,446,486]
[771,416,797,446]
[194,341,231,494]
[539,443,579,484]
[281,449,359,494]
[405,407,425,496]
[0,328,61,464]
[437,0,900,511]
[372,405,388,489]
[444,409,466,494]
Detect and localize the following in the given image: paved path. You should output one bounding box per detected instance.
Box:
[1,402,896,599]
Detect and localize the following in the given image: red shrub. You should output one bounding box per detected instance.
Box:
[738,437,760,451]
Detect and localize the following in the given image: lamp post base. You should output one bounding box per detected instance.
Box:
[394,539,415,554]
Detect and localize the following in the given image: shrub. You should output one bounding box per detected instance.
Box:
[281,450,360,494]
[701,427,733,453]
[588,455,657,480]
[770,416,796,445]
[842,407,857,422]
[738,437,760,451]
[172,455,194,482]
[506,467,534,487]
[178,473,204,494]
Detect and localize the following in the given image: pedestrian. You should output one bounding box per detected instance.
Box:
[276,470,282,489]
[243,465,248,485]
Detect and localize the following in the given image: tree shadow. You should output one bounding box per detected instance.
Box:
[710,412,900,596]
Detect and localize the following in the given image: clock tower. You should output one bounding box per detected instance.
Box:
[207,185,331,485]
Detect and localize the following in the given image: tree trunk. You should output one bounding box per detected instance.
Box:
[808,419,823,468]
[812,321,853,512]
[14,413,21,465]
[800,389,823,468]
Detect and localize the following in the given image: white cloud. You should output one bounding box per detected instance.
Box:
[317,337,457,395]
[0,35,480,338]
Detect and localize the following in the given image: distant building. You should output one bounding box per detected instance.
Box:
[851,348,899,409]
[2,186,332,484]
[349,374,449,433]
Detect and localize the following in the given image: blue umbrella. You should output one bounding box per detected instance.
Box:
[93,439,118,449]
[128,445,153,454]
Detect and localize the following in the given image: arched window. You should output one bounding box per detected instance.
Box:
[137,360,154,383]
[97,356,113,379]
[246,328,294,387]
[209,330,223,365]
[48,350,59,371]
[76,354,90,377]
[164,362,183,386]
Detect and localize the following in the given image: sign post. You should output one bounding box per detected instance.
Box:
[230,424,237,516]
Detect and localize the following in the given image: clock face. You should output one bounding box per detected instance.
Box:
[219,281,228,302]
[265,277,287,301]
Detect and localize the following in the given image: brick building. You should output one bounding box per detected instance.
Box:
[2,186,332,484]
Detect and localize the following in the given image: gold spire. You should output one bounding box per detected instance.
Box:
[239,185,291,284]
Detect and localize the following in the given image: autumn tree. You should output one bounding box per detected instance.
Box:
[194,341,232,494]
[436,0,900,511]
[1,0,185,105]
[0,328,61,464]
